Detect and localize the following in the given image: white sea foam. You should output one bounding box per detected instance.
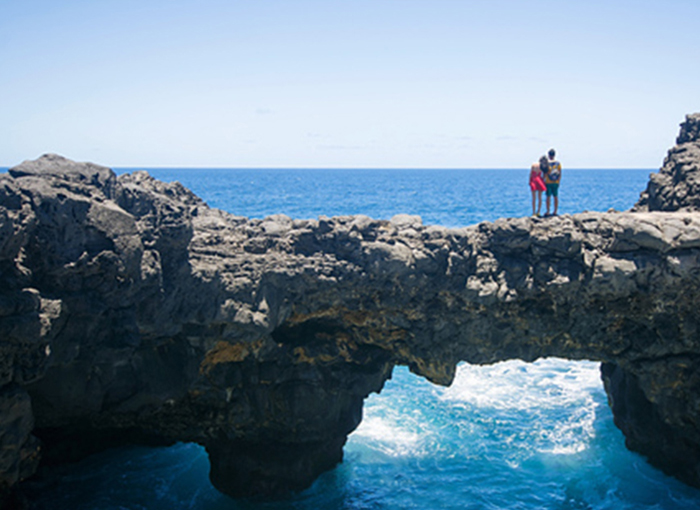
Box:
[350,415,424,458]
[350,358,604,461]
[440,358,602,411]
[439,358,602,455]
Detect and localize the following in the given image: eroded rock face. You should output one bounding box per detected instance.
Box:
[635,113,700,212]
[2,114,700,502]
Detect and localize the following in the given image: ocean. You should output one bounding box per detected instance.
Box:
[20,168,700,509]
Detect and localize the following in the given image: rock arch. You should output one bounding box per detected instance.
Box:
[1,115,700,500]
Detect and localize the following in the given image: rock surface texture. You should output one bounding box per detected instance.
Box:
[1,114,700,504]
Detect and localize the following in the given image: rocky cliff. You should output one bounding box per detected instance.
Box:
[635,113,700,212]
[1,114,700,503]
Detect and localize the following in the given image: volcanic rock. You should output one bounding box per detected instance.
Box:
[1,114,700,503]
[634,113,700,212]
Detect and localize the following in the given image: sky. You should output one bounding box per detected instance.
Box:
[1,0,699,169]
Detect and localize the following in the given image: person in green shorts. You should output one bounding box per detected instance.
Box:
[544,148,561,216]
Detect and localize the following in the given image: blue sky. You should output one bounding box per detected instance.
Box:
[2,0,698,168]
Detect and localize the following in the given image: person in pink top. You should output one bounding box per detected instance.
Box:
[529,155,548,216]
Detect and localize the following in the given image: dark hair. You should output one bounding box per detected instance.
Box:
[539,155,549,172]
[548,148,556,158]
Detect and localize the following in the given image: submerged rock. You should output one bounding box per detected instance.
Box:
[1,116,700,502]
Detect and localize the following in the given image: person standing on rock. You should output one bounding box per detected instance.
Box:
[529,156,547,216]
[544,148,562,216]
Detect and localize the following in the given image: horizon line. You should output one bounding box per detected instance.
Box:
[1,164,657,172]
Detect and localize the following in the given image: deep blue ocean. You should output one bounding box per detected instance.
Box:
[20,168,700,509]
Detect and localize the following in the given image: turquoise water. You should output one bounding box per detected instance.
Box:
[24,168,700,509]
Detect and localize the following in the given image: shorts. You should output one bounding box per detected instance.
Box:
[546,183,559,197]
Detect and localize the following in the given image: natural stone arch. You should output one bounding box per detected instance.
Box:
[1,114,700,501]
